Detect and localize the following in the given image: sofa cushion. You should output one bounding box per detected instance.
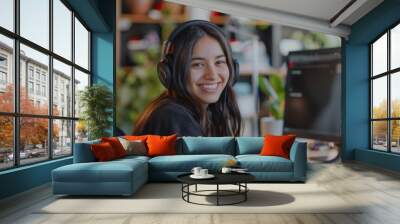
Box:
[101,137,127,158]
[118,137,147,156]
[260,135,296,159]
[235,137,263,155]
[115,155,150,163]
[123,135,148,141]
[91,142,118,161]
[147,134,177,157]
[236,155,293,172]
[179,137,235,155]
[53,158,147,183]
[148,154,235,172]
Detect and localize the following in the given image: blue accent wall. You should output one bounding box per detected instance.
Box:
[355,149,400,172]
[0,158,72,199]
[0,0,116,200]
[343,0,400,172]
[66,0,110,32]
[342,44,369,160]
[91,0,116,136]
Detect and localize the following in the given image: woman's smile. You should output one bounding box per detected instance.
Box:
[197,82,222,93]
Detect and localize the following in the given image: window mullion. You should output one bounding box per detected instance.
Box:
[71,11,76,155]
[13,0,20,167]
[388,30,391,152]
[48,0,53,160]
[370,45,373,149]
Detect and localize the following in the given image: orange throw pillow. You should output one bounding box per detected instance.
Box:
[91,142,117,161]
[146,134,177,157]
[101,137,126,158]
[123,135,148,141]
[260,134,296,159]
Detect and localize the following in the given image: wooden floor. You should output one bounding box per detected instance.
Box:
[1,161,400,224]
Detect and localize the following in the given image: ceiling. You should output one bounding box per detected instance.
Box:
[226,0,353,23]
[167,0,384,38]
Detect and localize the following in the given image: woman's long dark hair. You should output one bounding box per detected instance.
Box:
[133,22,242,136]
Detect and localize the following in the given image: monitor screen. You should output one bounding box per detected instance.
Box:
[284,48,341,142]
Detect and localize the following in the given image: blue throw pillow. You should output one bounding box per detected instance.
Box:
[180,137,235,155]
[236,137,264,155]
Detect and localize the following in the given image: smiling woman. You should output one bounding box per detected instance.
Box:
[133,20,242,137]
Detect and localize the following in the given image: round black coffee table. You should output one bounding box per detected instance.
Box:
[177,173,255,206]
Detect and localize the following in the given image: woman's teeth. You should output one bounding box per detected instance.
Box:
[199,83,218,92]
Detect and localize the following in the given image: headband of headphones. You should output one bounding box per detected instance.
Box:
[162,20,227,58]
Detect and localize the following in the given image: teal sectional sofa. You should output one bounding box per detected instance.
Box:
[52,137,307,196]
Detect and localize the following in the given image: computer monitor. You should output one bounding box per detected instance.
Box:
[283,48,341,142]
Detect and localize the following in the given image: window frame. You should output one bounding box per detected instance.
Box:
[0,0,92,171]
[0,71,7,85]
[0,53,8,89]
[370,20,400,154]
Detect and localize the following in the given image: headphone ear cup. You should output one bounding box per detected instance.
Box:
[157,59,172,89]
[232,59,239,85]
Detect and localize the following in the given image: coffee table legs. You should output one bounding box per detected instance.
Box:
[217,184,219,206]
[181,183,249,206]
[244,183,247,201]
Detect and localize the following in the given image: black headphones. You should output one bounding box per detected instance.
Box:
[157,20,239,90]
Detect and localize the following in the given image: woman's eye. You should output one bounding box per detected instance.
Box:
[216,60,226,65]
[191,63,204,68]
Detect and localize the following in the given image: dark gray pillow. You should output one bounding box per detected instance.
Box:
[118,137,147,156]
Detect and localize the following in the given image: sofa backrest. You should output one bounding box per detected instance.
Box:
[178,137,235,155]
[74,136,282,161]
[235,137,264,155]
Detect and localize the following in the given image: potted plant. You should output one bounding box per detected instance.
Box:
[258,73,285,135]
[79,84,113,140]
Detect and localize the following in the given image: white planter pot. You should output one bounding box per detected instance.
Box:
[260,117,283,136]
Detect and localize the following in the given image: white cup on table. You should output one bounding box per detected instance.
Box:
[191,167,202,176]
[199,169,208,176]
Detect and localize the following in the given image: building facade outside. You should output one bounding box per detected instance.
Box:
[0,41,86,169]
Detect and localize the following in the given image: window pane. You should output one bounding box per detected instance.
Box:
[372,77,387,119]
[74,69,89,118]
[0,35,14,112]
[0,116,13,170]
[372,121,388,151]
[74,18,89,70]
[20,117,49,165]
[391,72,400,118]
[53,0,72,60]
[20,44,49,115]
[20,0,49,49]
[372,33,387,76]
[391,24,400,70]
[53,59,72,117]
[53,119,72,158]
[0,0,14,31]
[391,120,400,153]
[75,120,88,143]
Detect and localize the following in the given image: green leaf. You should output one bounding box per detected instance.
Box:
[258,74,285,120]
